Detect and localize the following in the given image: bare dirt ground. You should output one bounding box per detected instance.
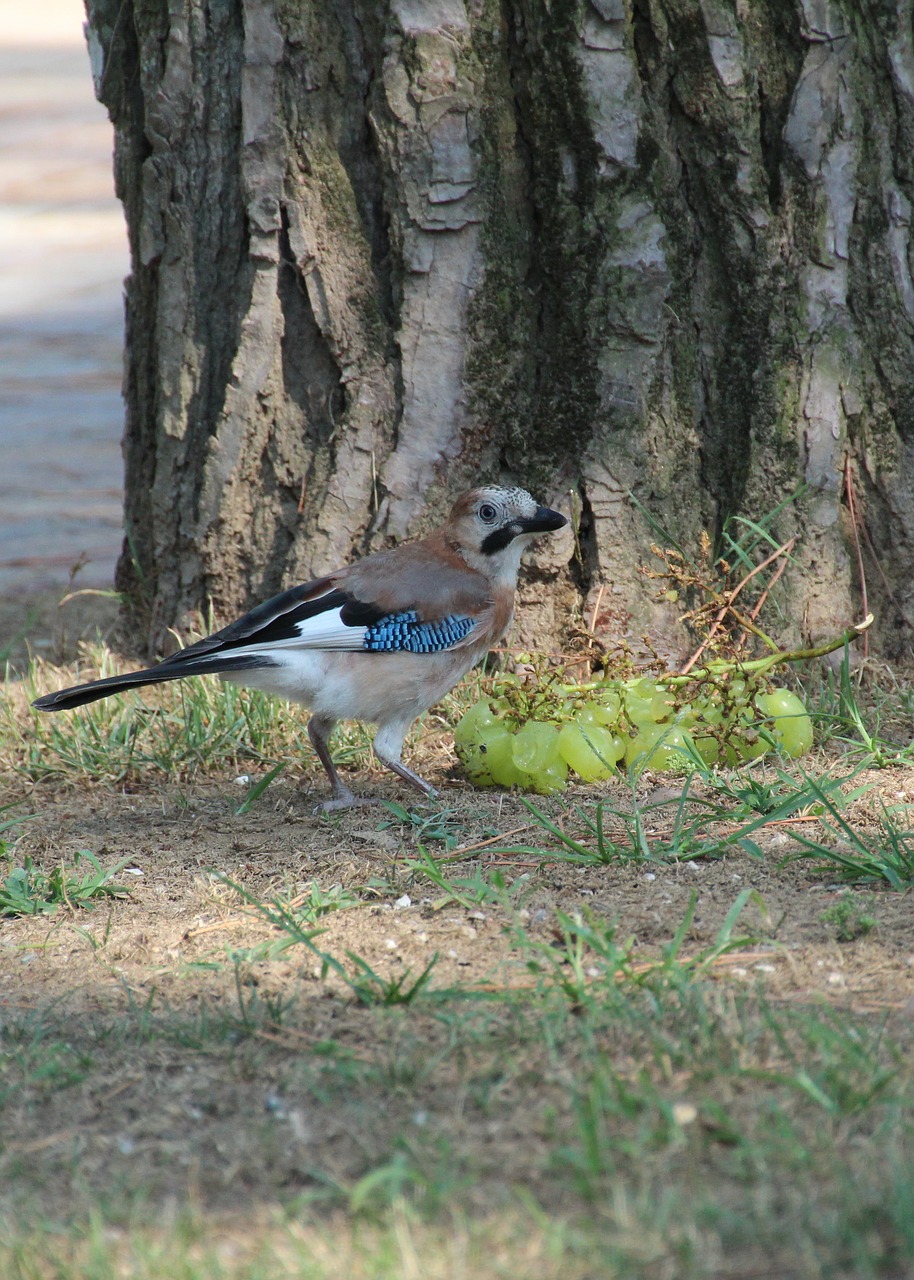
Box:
[3,751,914,1214]
[7,758,914,1002]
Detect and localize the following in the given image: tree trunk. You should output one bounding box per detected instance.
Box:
[87,0,914,659]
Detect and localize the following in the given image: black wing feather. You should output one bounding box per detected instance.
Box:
[157,581,355,665]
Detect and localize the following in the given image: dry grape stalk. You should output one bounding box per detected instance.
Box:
[639,534,798,674]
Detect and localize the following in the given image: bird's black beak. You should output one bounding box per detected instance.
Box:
[519,505,568,535]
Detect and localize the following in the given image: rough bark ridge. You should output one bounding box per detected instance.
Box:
[88,0,914,657]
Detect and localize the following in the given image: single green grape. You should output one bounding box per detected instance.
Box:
[512,721,562,774]
[652,684,675,721]
[625,722,696,772]
[693,733,720,766]
[483,728,528,787]
[455,701,523,786]
[577,700,621,729]
[675,701,711,757]
[623,678,657,726]
[558,720,624,781]
[529,756,569,795]
[593,686,623,722]
[456,740,497,785]
[454,699,497,747]
[625,724,660,770]
[693,697,724,726]
[755,688,814,758]
[686,697,721,762]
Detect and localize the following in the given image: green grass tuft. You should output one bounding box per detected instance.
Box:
[0,847,130,918]
[2,644,376,787]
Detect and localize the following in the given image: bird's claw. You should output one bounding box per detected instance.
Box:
[314,792,382,815]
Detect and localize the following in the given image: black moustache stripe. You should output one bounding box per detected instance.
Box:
[481,525,521,555]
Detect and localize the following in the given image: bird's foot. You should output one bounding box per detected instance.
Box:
[315,790,382,815]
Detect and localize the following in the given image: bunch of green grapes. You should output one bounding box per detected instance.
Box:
[454,666,813,793]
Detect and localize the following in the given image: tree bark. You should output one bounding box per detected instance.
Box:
[86,0,914,658]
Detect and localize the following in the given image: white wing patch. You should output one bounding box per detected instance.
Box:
[220,606,368,657]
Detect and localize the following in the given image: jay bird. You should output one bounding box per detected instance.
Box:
[33,486,567,809]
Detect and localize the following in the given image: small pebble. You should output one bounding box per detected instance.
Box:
[672,1102,698,1126]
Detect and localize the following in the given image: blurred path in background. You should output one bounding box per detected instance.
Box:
[0,0,127,609]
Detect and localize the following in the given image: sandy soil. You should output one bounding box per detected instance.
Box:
[4,756,914,1220]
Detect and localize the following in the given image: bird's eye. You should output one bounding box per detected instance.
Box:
[478,503,498,523]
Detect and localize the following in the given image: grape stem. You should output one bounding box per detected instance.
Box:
[663,613,874,687]
[556,614,874,694]
[679,535,797,674]
[723,607,779,654]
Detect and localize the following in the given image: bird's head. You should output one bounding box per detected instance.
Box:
[446,486,568,584]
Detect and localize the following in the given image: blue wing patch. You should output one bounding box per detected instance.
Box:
[362,611,475,654]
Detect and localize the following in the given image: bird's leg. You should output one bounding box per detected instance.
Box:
[307,715,375,813]
[373,722,437,798]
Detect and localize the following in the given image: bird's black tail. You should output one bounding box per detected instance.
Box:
[32,655,270,712]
